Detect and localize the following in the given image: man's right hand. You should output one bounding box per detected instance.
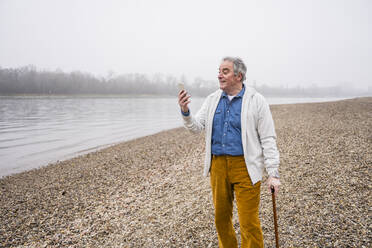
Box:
[178,90,191,113]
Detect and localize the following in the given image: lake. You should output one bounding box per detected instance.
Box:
[0,95,347,177]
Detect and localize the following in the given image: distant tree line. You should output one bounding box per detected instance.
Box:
[0,65,218,97]
[0,65,367,97]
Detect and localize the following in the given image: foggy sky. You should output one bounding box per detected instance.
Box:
[0,0,371,89]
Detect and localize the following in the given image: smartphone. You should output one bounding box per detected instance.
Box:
[178,83,184,92]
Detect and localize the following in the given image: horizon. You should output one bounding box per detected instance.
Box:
[1,65,370,97]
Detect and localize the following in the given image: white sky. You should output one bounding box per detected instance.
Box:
[0,0,371,89]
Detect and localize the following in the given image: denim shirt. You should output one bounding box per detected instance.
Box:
[211,86,245,156]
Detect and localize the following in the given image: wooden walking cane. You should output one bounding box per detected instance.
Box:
[271,186,279,248]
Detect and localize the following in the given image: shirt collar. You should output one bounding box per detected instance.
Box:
[222,84,245,99]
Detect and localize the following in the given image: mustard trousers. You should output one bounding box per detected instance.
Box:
[210,155,263,248]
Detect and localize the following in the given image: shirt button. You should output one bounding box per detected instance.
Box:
[223,133,226,136]
[222,144,225,147]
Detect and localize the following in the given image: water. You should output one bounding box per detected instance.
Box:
[0,95,347,177]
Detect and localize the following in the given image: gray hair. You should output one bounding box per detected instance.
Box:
[222,56,247,82]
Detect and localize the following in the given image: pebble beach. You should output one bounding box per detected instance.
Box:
[0,97,371,247]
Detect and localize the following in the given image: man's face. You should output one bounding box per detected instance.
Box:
[218,60,242,94]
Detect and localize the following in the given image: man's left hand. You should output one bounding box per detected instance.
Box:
[267,177,281,196]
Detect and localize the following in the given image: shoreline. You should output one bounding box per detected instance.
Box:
[0,96,358,178]
[1,97,371,247]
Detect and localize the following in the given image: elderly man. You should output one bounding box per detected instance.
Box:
[178,57,280,248]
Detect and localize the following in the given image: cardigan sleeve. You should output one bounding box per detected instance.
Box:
[181,95,210,134]
[256,94,280,177]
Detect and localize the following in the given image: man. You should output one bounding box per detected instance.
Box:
[178,57,280,248]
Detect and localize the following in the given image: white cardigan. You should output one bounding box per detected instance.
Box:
[182,86,280,185]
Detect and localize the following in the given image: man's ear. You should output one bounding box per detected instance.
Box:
[237,72,243,82]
